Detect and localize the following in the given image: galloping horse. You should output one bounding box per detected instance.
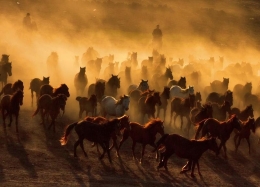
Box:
[74,67,88,95]
[76,94,97,118]
[234,117,255,154]
[39,84,70,98]
[0,90,24,134]
[105,74,120,98]
[170,85,194,99]
[195,115,242,158]
[230,105,254,121]
[155,134,218,178]
[190,103,213,124]
[29,76,50,105]
[211,101,231,121]
[60,118,122,163]
[0,62,12,88]
[127,79,149,94]
[118,118,164,163]
[101,95,130,117]
[0,79,24,96]
[206,90,233,106]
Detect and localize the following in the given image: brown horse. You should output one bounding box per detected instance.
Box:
[84,115,130,157]
[0,79,24,96]
[118,118,164,163]
[206,90,233,106]
[137,92,161,123]
[0,90,24,134]
[170,94,195,131]
[32,94,67,132]
[155,134,218,178]
[211,100,231,121]
[234,117,255,154]
[39,84,70,98]
[156,86,170,120]
[60,118,122,163]
[195,114,242,158]
[88,80,106,103]
[230,105,254,121]
[74,67,88,95]
[167,76,186,89]
[29,76,50,105]
[76,94,97,118]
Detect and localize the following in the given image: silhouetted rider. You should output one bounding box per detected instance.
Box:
[152,25,163,50]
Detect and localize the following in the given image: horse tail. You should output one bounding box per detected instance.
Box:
[195,119,206,139]
[32,105,40,117]
[60,122,77,145]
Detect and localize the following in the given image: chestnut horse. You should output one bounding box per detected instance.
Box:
[155,134,218,178]
[234,117,255,154]
[60,118,122,163]
[0,90,24,134]
[32,94,67,132]
[195,115,242,158]
[118,118,164,163]
[76,94,97,118]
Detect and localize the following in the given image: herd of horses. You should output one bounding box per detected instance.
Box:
[1,51,260,179]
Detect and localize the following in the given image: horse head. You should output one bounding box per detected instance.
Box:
[246,105,254,118]
[57,94,67,112]
[248,117,256,133]
[195,92,202,102]
[188,86,194,94]
[80,67,86,74]
[109,74,120,89]
[122,95,130,111]
[43,76,50,84]
[60,84,70,97]
[179,77,186,89]
[153,92,161,106]
[165,67,173,80]
[139,79,149,92]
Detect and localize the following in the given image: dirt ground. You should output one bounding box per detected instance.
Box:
[0,92,259,187]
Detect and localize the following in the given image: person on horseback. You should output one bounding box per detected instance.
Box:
[23,13,37,31]
[152,25,163,50]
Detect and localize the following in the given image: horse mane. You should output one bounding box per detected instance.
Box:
[115,95,129,105]
[144,118,161,129]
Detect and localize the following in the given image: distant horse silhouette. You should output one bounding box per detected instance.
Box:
[32,94,67,132]
[118,118,164,163]
[138,92,161,122]
[195,115,242,158]
[155,134,218,178]
[127,79,149,94]
[234,117,255,154]
[39,84,70,98]
[152,67,173,90]
[60,118,122,163]
[157,87,170,120]
[230,105,254,121]
[211,101,231,121]
[210,77,229,93]
[101,95,130,117]
[0,90,24,134]
[76,94,97,118]
[88,80,105,103]
[168,77,186,89]
[74,67,88,95]
[0,79,24,96]
[86,58,102,76]
[105,74,120,98]
[170,94,195,132]
[84,115,130,157]
[233,82,252,106]
[206,90,233,106]
[0,62,12,88]
[46,52,60,80]
[29,77,50,105]
[170,85,194,99]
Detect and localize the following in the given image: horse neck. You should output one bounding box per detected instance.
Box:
[146,96,156,107]
[225,119,237,134]
[193,140,211,153]
[11,94,20,105]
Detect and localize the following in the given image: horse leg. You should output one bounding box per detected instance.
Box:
[196,160,202,176]
[191,160,197,178]
[8,113,12,127]
[31,90,34,106]
[234,134,239,151]
[235,136,241,153]
[132,141,136,160]
[181,160,192,173]
[79,138,88,157]
[15,113,19,134]
[118,129,129,151]
[99,142,107,160]
[246,137,251,154]
[140,144,146,164]
[74,138,81,157]
[157,152,165,171]
[163,107,167,121]
[2,110,6,129]
[106,141,112,163]
[109,134,119,157]
[223,143,228,159]
[79,109,83,119]
[162,153,171,171]
[173,113,178,127]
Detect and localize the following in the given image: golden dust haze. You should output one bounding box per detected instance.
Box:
[1,0,260,118]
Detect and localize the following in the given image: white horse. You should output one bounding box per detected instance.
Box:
[101,95,130,117]
[170,85,194,99]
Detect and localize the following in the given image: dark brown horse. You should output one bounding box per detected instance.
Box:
[0,90,24,134]
[76,94,97,118]
[190,103,213,124]
[234,117,255,154]
[155,134,218,178]
[206,90,233,106]
[74,67,88,95]
[84,115,130,157]
[230,105,254,121]
[118,118,164,163]
[88,80,106,103]
[211,101,231,121]
[39,84,70,98]
[60,118,122,163]
[105,74,120,98]
[32,94,67,132]
[195,114,242,158]
[29,76,50,105]
[0,79,24,96]
[137,92,161,123]
[156,87,170,120]
[170,94,195,131]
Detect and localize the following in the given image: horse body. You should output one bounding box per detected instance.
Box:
[210,78,229,94]
[0,90,24,134]
[40,84,70,98]
[167,77,186,89]
[206,90,233,106]
[0,80,24,96]
[170,85,194,99]
[195,115,242,158]
[156,134,218,178]
[118,119,164,163]
[105,74,120,98]
[190,103,213,124]
[88,80,105,103]
[101,95,130,117]
[60,118,122,163]
[76,94,97,118]
[30,77,50,105]
[230,105,254,121]
[0,62,12,88]
[74,67,88,95]
[211,101,231,121]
